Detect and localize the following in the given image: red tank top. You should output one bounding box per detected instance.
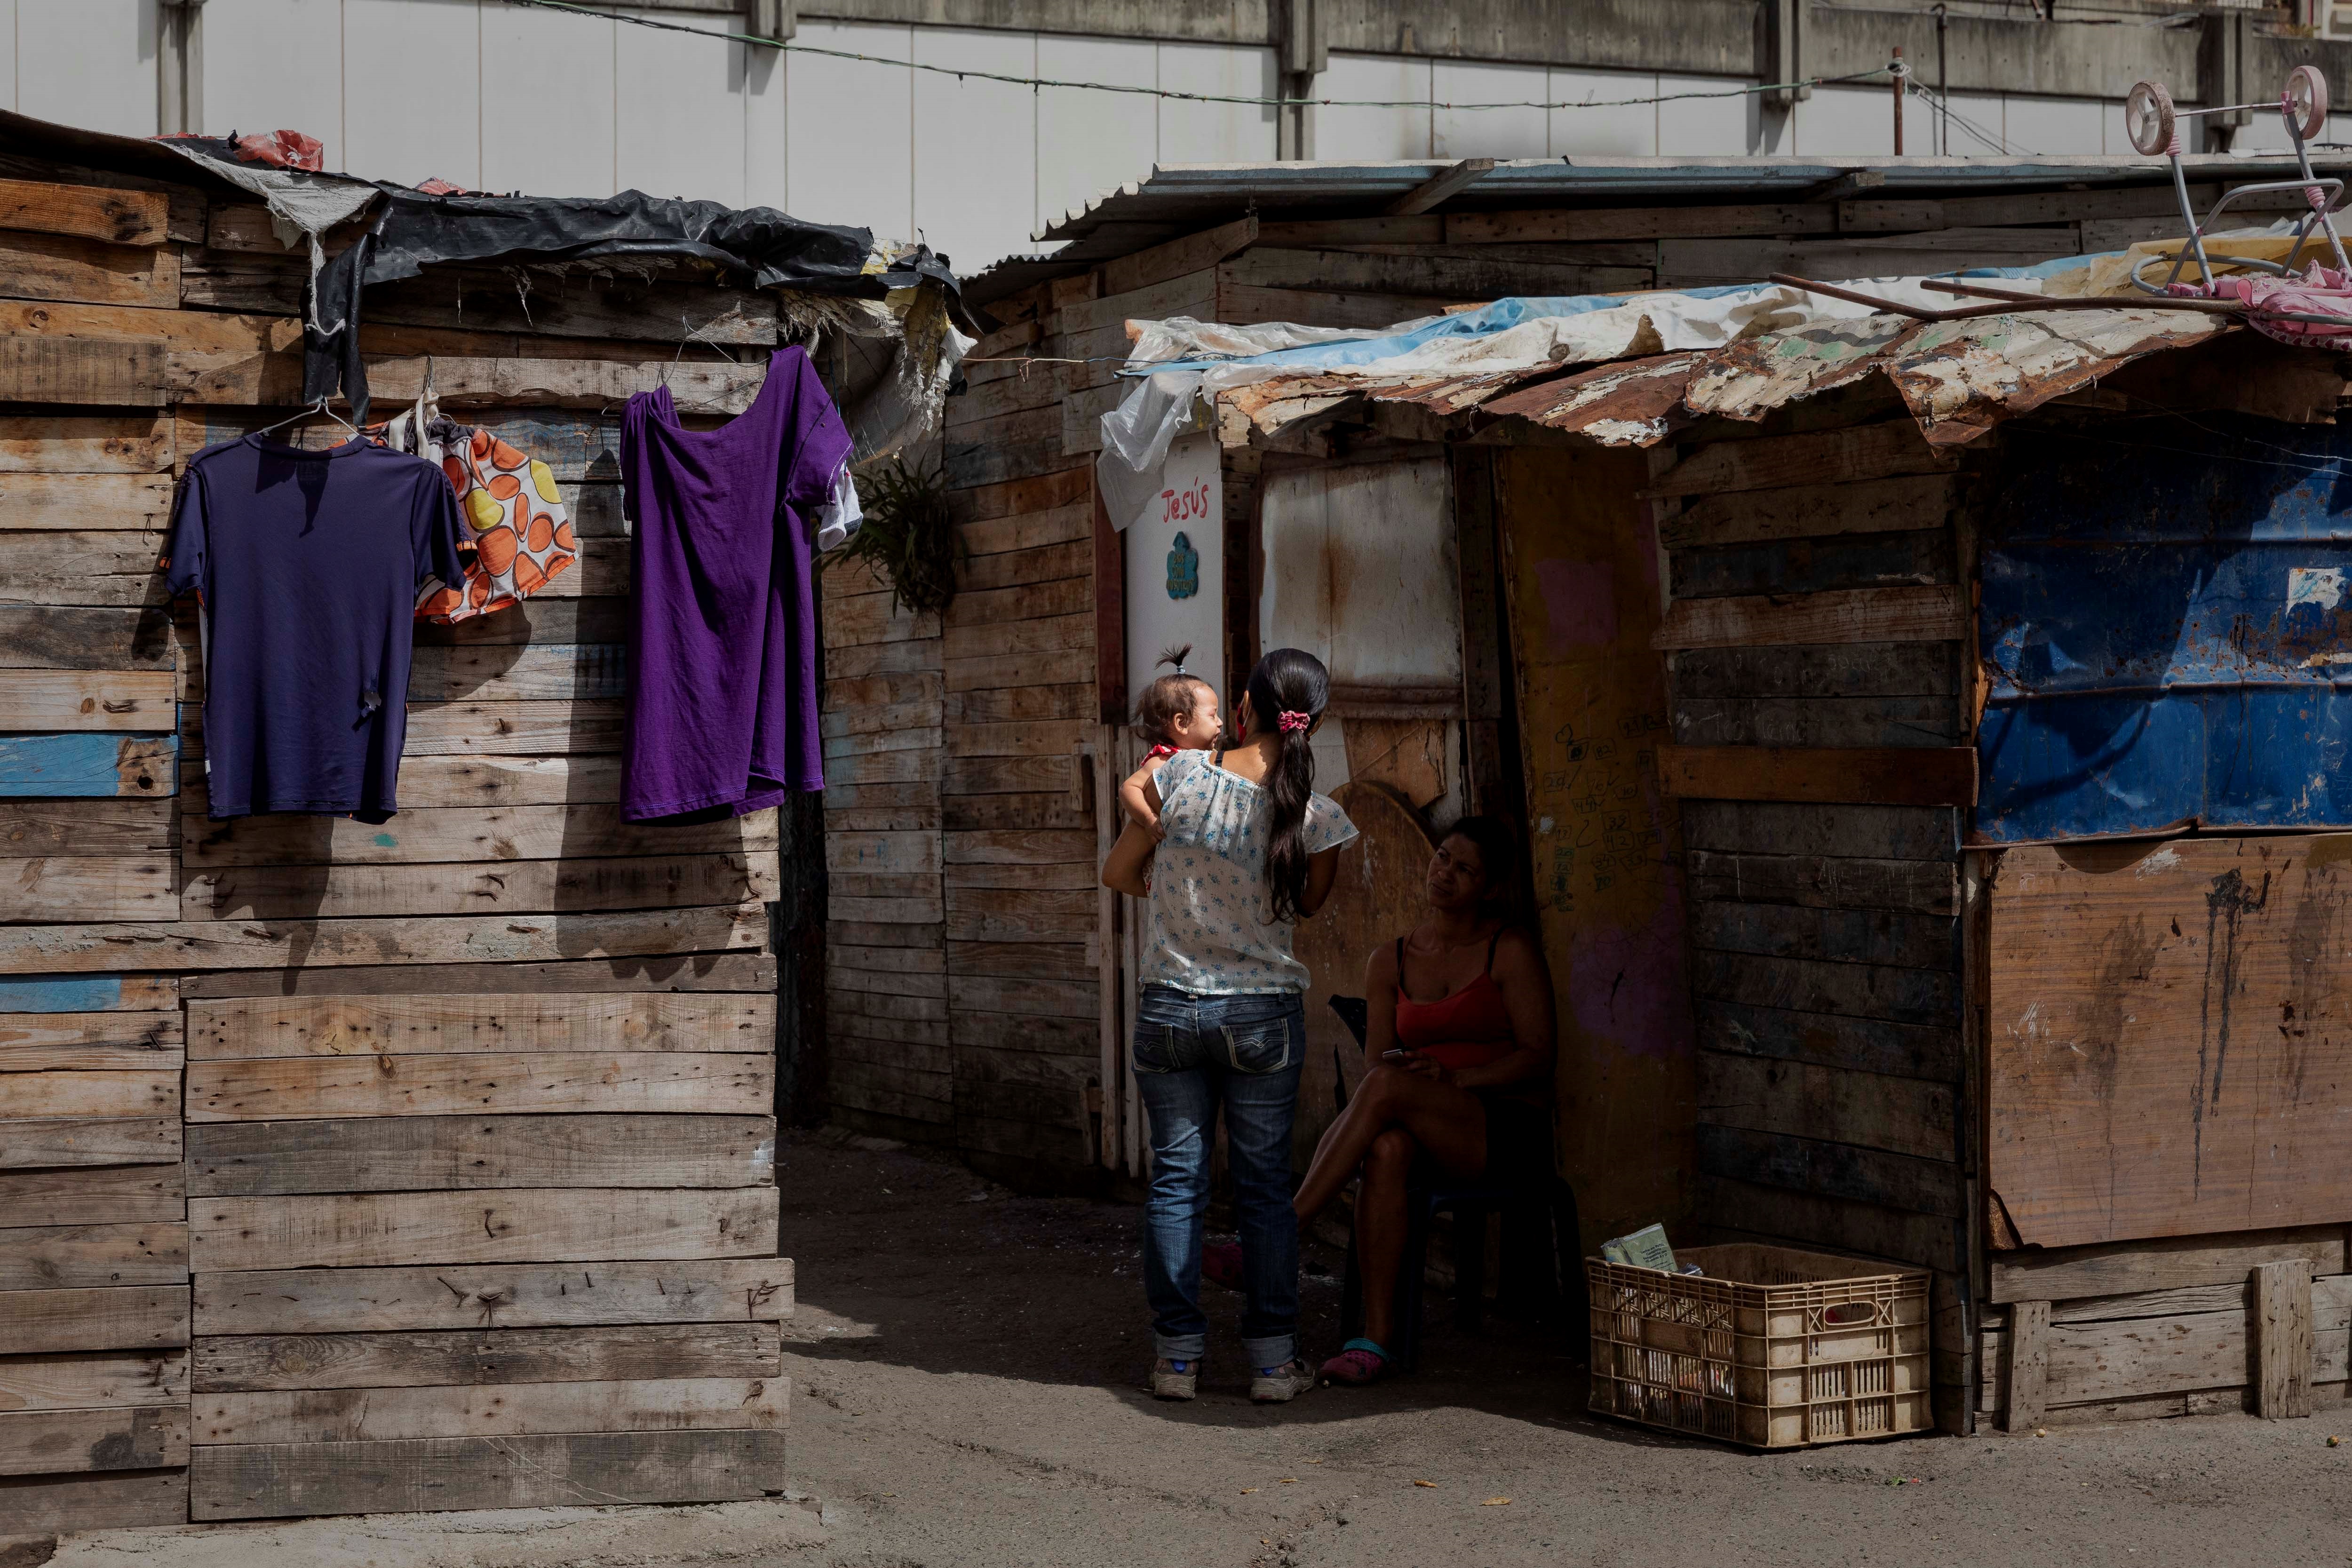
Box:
[1393,931,1515,1071]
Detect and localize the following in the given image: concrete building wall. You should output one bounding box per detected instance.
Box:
[3,1,2341,273]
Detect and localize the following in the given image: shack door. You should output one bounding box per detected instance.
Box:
[1490,445,1693,1248]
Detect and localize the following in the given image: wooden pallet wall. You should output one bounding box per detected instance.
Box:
[1646,413,1979,1433]
[0,164,799,1531]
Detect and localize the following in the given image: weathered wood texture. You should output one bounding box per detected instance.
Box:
[1987,837,2352,1248]
[195,1259,791,1335]
[190,1429,785,1520]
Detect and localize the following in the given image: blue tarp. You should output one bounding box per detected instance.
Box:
[1976,415,2352,841]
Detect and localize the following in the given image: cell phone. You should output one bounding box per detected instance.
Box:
[1381,1049,1413,1060]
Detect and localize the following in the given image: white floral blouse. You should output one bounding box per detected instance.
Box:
[1141,749,1359,995]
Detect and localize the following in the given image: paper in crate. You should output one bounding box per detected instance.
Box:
[1586,1243,1931,1449]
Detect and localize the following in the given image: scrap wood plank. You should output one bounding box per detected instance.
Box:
[1692,1122,1963,1218]
[0,415,171,473]
[0,178,168,246]
[1652,585,1967,648]
[1989,1226,2347,1303]
[0,605,174,671]
[182,850,779,921]
[364,753,621,808]
[192,1322,782,1393]
[196,1259,791,1335]
[3,1069,176,1118]
[0,855,176,921]
[189,1187,781,1271]
[191,1377,785,1447]
[365,355,769,415]
[1643,421,1957,499]
[1987,839,2352,1249]
[190,1429,786,1521]
[0,799,174,854]
[187,1051,775,1122]
[0,1286,187,1355]
[1691,896,1956,976]
[0,1351,186,1412]
[0,1163,184,1227]
[1657,744,1978,807]
[405,643,627,702]
[0,335,168,405]
[187,1113,774,1195]
[1677,800,1956,862]
[0,1221,185,1290]
[1659,474,1957,549]
[1101,216,1258,297]
[362,269,779,347]
[1685,848,1956,915]
[1692,948,1956,1027]
[0,1406,185,1476]
[0,231,177,310]
[0,1010,179,1070]
[187,993,773,1059]
[1697,1050,1956,1161]
[178,952,776,1000]
[0,901,770,974]
[1669,643,1959,701]
[0,1468,188,1532]
[378,698,626,756]
[179,798,770,866]
[1445,201,1837,245]
[0,1116,179,1170]
[2255,1258,2315,1419]
[2002,1299,2049,1432]
[0,734,175,798]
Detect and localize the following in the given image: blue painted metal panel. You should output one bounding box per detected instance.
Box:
[0,975,128,1012]
[0,733,178,797]
[1978,416,2352,841]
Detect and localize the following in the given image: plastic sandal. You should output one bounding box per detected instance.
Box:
[1319,1337,1390,1385]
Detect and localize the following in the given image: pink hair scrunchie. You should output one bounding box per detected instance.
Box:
[1279,710,1312,733]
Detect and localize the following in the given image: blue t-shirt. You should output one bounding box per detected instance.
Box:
[165,435,464,822]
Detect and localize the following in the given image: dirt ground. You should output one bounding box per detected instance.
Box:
[767,1131,2352,1568]
[43,1129,2352,1568]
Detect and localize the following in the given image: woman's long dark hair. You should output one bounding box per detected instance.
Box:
[1245,647,1331,924]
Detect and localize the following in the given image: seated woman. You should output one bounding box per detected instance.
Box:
[1293,815,1557,1385]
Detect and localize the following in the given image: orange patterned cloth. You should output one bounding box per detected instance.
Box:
[416,426,578,623]
[367,410,578,623]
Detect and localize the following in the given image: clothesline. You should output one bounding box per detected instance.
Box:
[500,0,1896,113]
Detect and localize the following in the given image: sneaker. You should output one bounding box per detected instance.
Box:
[1152,1357,1199,1401]
[1250,1359,1317,1404]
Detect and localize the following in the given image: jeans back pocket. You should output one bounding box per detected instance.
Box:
[1132,1020,1185,1075]
[1221,1013,1295,1075]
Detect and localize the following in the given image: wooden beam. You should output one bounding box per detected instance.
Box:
[1385,158,1499,216]
[1657,744,1979,807]
[1653,585,1968,649]
[2002,1298,2048,1433]
[0,178,168,246]
[1100,215,1259,297]
[2254,1260,2315,1419]
[1988,1226,2345,1303]
[195,1258,791,1335]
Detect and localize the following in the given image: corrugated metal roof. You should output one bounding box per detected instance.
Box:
[1221,307,2229,450]
[967,152,2352,301]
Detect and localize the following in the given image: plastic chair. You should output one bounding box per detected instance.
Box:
[1323,994,1584,1373]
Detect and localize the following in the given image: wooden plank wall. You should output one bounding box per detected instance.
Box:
[932,274,1106,1186]
[1645,412,1980,1433]
[0,165,796,1531]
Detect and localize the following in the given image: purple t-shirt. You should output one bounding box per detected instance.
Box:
[165,435,463,822]
[619,347,850,821]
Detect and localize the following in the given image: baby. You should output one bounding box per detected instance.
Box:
[1119,645,1221,840]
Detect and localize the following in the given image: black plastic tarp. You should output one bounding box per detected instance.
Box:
[302,183,968,421]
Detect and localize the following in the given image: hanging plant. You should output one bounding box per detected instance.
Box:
[825,454,962,617]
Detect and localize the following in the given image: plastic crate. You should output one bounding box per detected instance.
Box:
[1585,1242,1931,1449]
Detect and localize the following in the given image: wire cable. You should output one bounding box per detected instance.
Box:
[501,0,1894,112]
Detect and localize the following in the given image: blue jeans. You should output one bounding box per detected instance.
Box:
[1132,984,1305,1370]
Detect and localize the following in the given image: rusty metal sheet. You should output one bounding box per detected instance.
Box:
[1483,353,1700,446]
[1205,307,2236,455]
[1683,316,1922,422]
[1891,309,2226,447]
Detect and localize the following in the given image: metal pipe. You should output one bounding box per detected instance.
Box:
[1891,45,1905,155]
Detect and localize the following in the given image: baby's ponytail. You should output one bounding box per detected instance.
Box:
[1245,647,1331,923]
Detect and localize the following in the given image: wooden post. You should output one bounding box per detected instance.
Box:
[1891,47,1906,156]
[2001,1298,2047,1432]
[1089,724,1120,1171]
[2254,1260,2314,1419]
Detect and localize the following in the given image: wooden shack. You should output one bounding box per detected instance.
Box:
[0,110,945,1536]
[876,154,2352,1435]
